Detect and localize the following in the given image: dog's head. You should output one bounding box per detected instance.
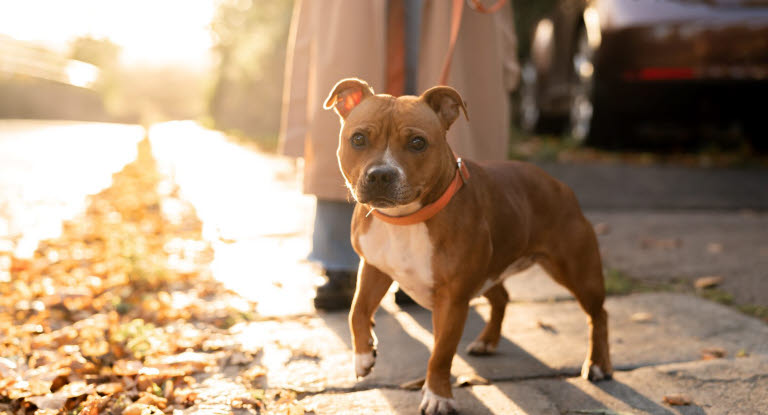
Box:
[324,78,467,210]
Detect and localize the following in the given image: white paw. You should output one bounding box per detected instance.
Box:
[355,351,376,378]
[466,340,496,356]
[581,361,610,381]
[419,387,457,415]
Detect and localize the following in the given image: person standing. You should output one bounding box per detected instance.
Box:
[279,0,519,310]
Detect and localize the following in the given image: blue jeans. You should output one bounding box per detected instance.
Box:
[310,0,422,273]
[309,199,360,272]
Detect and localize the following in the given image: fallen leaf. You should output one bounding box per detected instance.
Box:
[228,351,252,366]
[122,403,165,415]
[593,223,611,235]
[95,382,123,395]
[27,381,93,410]
[663,394,692,406]
[241,365,267,387]
[27,394,69,411]
[701,347,727,360]
[0,357,17,377]
[694,276,723,289]
[536,320,557,333]
[641,237,682,250]
[454,374,490,387]
[136,392,167,409]
[630,312,654,323]
[149,351,217,371]
[399,377,426,390]
[113,360,144,376]
[706,243,723,254]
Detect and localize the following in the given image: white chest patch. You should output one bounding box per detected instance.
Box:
[358,218,435,309]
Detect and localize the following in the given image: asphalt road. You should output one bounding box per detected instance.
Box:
[0,120,143,257]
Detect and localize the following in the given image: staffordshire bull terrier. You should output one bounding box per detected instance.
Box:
[324,78,612,415]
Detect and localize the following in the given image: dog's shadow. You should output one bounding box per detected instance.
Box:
[321,301,677,414]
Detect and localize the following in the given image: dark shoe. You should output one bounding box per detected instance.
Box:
[314,270,356,311]
[394,288,416,306]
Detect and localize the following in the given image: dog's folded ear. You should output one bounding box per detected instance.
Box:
[324,78,375,120]
[421,86,469,131]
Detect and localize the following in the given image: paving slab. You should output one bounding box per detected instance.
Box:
[521,355,768,415]
[586,210,768,306]
[236,293,768,392]
[297,382,559,415]
[297,356,768,414]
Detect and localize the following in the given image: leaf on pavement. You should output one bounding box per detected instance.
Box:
[662,394,692,406]
[694,276,723,289]
[630,312,654,323]
[454,374,490,387]
[700,347,727,360]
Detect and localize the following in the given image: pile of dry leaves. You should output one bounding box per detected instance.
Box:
[0,139,305,414]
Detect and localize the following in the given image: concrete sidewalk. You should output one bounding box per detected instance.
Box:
[148,123,768,414]
[242,293,768,414]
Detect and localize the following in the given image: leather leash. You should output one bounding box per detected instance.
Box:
[439,0,508,85]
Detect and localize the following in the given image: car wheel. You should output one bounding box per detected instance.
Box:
[514,60,566,134]
[568,28,597,143]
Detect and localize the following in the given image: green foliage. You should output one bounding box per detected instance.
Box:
[604,268,639,296]
[69,36,121,69]
[208,0,294,144]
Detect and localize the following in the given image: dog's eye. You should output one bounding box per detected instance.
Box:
[350,133,367,149]
[408,136,427,152]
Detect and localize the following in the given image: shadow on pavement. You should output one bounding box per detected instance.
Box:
[318,301,630,414]
[596,381,677,415]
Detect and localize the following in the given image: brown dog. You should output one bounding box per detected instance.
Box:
[324,78,612,414]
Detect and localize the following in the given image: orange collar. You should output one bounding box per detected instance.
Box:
[369,158,470,226]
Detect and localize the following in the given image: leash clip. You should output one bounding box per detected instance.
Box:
[457,158,468,183]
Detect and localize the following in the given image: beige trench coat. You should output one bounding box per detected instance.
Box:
[279,0,519,200]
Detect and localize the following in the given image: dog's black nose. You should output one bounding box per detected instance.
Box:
[365,165,398,185]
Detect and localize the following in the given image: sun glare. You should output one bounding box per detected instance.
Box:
[0,0,217,67]
[65,60,100,87]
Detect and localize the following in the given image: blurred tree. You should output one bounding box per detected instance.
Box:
[69,35,121,69]
[208,0,293,148]
[511,0,559,60]
[68,36,128,120]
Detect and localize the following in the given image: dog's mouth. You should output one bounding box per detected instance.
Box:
[358,189,421,209]
[367,197,397,208]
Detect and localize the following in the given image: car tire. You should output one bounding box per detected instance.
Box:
[567,28,616,147]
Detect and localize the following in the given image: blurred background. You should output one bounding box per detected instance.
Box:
[2,0,766,154]
[0,0,292,148]
[1,0,767,312]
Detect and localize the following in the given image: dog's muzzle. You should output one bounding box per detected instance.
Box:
[356,165,408,207]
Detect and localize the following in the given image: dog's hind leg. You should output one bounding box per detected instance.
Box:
[466,282,508,356]
[539,221,613,381]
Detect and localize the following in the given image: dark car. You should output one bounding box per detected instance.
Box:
[516,0,768,148]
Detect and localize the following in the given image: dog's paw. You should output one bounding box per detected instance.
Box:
[581,361,612,382]
[355,350,376,378]
[466,340,497,356]
[419,387,457,415]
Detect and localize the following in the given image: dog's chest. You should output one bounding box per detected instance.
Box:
[358,219,435,309]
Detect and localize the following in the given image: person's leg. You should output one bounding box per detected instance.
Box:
[309,199,360,310]
[392,0,423,306]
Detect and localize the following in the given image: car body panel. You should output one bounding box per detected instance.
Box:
[527,0,768,124]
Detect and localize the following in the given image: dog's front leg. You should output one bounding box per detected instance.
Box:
[349,260,392,378]
[421,289,469,415]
